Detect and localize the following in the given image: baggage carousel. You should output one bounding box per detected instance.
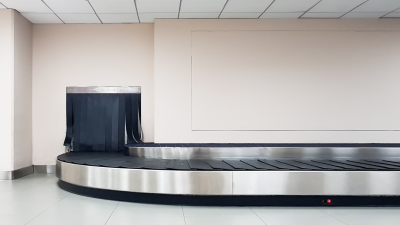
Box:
[57,87,400,206]
[57,143,400,206]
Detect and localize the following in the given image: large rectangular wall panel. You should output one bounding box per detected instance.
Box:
[192,30,400,131]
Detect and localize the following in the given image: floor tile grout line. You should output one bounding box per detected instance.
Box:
[104,202,120,225]
[182,206,187,225]
[249,207,268,225]
[315,207,349,225]
[23,193,70,225]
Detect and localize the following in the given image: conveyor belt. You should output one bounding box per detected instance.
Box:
[126,143,400,148]
[57,152,400,171]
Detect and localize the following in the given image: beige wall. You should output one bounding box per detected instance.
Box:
[192,30,400,131]
[154,19,400,143]
[13,12,33,170]
[0,9,32,172]
[32,24,154,165]
[0,9,14,171]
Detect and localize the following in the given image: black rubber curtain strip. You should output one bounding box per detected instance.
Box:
[118,95,125,151]
[129,94,142,143]
[63,93,143,152]
[125,94,143,144]
[63,94,73,148]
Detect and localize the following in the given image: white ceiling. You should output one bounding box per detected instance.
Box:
[0,0,399,24]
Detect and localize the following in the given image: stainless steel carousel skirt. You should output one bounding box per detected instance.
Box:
[57,148,400,206]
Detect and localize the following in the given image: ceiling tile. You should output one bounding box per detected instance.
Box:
[98,13,139,23]
[89,1,137,14]
[136,0,180,13]
[180,0,227,13]
[309,0,367,13]
[223,0,274,13]
[21,13,63,23]
[260,12,303,18]
[138,12,178,22]
[1,0,52,13]
[384,12,400,17]
[57,13,101,23]
[267,0,320,13]
[352,0,400,13]
[44,0,94,14]
[342,12,387,18]
[301,12,344,18]
[179,12,220,18]
[219,12,261,18]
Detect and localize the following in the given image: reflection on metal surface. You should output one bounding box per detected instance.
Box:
[58,160,400,196]
[67,86,141,94]
[127,147,400,160]
[57,160,232,195]
[233,171,400,195]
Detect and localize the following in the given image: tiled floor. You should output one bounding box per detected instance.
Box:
[1,174,400,225]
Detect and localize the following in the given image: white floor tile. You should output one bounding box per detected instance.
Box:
[183,206,254,216]
[0,214,28,225]
[106,215,186,225]
[185,215,266,225]
[251,207,346,225]
[319,207,400,225]
[318,207,400,217]
[259,215,346,225]
[0,191,13,200]
[337,215,400,225]
[2,174,400,225]
[251,207,328,218]
[113,202,184,217]
[26,194,118,225]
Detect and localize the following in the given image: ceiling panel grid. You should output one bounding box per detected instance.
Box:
[98,13,139,23]
[1,0,400,24]
[223,0,274,13]
[21,12,63,23]
[89,0,137,14]
[309,0,368,13]
[57,13,101,23]
[1,0,52,13]
[352,0,400,13]
[136,0,180,13]
[267,0,321,13]
[43,0,94,14]
[180,0,227,13]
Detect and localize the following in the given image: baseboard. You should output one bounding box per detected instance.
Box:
[34,165,56,174]
[0,165,34,180]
